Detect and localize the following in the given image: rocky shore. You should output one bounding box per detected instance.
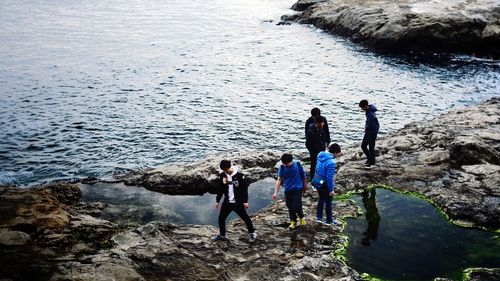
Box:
[283,0,500,58]
[1,98,499,280]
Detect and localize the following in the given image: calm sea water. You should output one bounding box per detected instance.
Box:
[1,0,499,186]
[344,189,500,281]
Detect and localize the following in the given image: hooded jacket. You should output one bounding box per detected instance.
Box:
[365,105,380,134]
[314,151,336,193]
[216,166,249,204]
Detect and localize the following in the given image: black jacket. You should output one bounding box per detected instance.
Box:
[216,171,249,204]
[305,116,331,143]
[306,124,328,153]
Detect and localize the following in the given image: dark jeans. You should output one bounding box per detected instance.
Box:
[361,132,377,165]
[316,188,333,223]
[285,189,304,222]
[309,150,320,180]
[218,202,254,236]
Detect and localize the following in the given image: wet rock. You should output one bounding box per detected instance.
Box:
[288,0,500,58]
[292,0,327,11]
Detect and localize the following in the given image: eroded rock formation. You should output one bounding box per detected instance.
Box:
[285,0,500,58]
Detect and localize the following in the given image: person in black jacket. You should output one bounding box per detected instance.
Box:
[306,116,329,180]
[212,159,257,243]
[305,107,331,142]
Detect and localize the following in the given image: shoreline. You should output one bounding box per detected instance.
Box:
[1,98,499,280]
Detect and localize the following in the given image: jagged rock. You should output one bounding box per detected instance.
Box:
[42,182,82,205]
[288,0,500,58]
[0,185,118,280]
[450,137,500,166]
[292,0,326,11]
[0,186,71,232]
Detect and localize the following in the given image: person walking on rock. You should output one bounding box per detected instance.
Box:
[359,99,379,167]
[306,116,330,179]
[212,160,257,243]
[312,143,341,225]
[273,153,307,229]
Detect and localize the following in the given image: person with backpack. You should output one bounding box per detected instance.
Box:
[272,153,307,229]
[311,143,341,225]
[212,159,257,243]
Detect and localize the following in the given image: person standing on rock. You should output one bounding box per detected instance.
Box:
[272,153,307,229]
[306,116,330,179]
[212,160,257,243]
[359,99,379,167]
[305,107,331,143]
[312,143,341,225]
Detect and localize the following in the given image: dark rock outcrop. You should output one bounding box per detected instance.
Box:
[0,183,117,281]
[286,0,500,58]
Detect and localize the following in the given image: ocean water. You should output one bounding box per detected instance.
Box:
[1,0,499,186]
[344,189,500,281]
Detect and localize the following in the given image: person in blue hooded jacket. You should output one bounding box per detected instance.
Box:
[313,143,341,225]
[359,100,380,167]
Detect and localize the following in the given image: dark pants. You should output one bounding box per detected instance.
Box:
[316,188,333,223]
[309,150,320,180]
[361,132,377,165]
[218,202,254,237]
[285,189,304,222]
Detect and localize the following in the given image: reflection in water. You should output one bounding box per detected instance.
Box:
[361,189,380,246]
[344,188,500,281]
[80,178,276,226]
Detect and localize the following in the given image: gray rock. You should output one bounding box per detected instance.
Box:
[0,229,30,246]
[289,0,500,58]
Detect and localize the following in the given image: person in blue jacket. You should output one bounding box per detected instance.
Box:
[359,100,380,167]
[272,153,307,229]
[313,143,341,225]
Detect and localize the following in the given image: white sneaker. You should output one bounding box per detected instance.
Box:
[248,232,257,243]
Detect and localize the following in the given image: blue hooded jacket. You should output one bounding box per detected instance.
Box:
[365,104,379,134]
[314,151,336,192]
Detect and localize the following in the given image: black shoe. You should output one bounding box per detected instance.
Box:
[211,235,227,241]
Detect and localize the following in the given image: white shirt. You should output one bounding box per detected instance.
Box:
[225,166,238,203]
